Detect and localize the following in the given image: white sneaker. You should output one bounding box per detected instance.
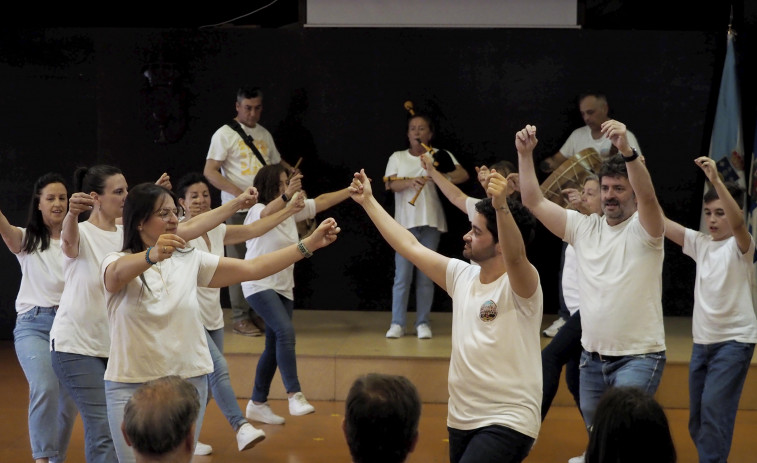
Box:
[288,392,315,416]
[245,400,285,425]
[194,441,213,455]
[236,422,265,451]
[568,452,585,463]
[416,323,432,339]
[543,317,566,337]
[385,324,405,338]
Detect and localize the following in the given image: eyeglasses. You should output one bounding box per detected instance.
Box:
[153,207,184,222]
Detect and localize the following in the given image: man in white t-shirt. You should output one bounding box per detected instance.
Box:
[204,86,294,336]
[349,158,542,463]
[517,121,666,434]
[540,93,642,174]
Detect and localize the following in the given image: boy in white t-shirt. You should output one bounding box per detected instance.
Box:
[664,156,757,463]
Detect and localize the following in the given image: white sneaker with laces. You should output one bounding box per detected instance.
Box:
[385,324,405,338]
[568,452,586,463]
[288,392,315,416]
[543,317,566,337]
[236,422,265,451]
[194,441,212,456]
[416,323,432,339]
[245,400,285,425]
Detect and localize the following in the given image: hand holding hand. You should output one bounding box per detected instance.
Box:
[487,170,509,210]
[561,187,581,209]
[305,217,340,251]
[68,193,95,216]
[287,191,306,213]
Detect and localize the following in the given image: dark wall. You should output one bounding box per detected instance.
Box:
[0,26,727,338]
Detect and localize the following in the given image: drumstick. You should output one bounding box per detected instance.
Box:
[287,157,303,180]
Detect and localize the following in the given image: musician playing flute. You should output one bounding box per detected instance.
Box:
[383,113,468,339]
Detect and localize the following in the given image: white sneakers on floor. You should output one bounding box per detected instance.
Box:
[236,422,266,451]
[416,323,432,339]
[246,400,286,425]
[386,324,405,338]
[194,441,212,455]
[568,452,586,463]
[543,317,566,337]
[289,392,315,416]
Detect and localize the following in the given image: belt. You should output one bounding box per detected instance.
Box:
[586,351,623,362]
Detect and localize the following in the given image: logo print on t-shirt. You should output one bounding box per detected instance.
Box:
[479,300,497,322]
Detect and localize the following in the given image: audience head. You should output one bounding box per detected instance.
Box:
[578,92,609,131]
[175,172,211,219]
[236,86,264,128]
[343,373,421,463]
[586,386,676,463]
[581,174,602,215]
[122,376,200,462]
[490,160,517,177]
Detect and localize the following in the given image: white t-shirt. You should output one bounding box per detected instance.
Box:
[206,123,282,205]
[188,224,226,331]
[465,196,481,223]
[14,229,64,314]
[683,229,757,344]
[385,149,461,232]
[445,259,543,439]
[561,244,580,316]
[101,249,219,383]
[560,126,642,161]
[51,222,123,357]
[241,200,316,300]
[564,210,665,355]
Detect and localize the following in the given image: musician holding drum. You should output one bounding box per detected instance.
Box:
[383,112,469,339]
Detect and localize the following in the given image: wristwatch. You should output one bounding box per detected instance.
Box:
[622,148,639,162]
[281,193,290,202]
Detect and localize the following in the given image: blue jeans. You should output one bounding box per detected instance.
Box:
[205,328,247,431]
[105,376,207,463]
[541,311,582,421]
[13,307,78,462]
[448,425,533,463]
[579,349,666,429]
[227,212,253,323]
[392,226,440,328]
[246,290,300,402]
[51,350,115,463]
[689,341,755,463]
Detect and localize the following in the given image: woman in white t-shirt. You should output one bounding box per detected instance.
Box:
[383,114,468,339]
[1,172,77,463]
[174,172,304,455]
[242,164,350,425]
[101,182,339,463]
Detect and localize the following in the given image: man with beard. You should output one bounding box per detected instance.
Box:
[516,121,666,442]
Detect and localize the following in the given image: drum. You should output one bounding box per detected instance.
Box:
[540,147,602,207]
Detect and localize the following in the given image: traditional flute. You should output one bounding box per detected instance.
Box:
[383,176,414,183]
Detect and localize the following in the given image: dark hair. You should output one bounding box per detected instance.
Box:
[598,155,629,183]
[72,165,123,221]
[703,181,743,205]
[123,375,200,457]
[21,172,68,254]
[174,172,209,200]
[121,183,177,254]
[254,164,289,204]
[474,197,536,246]
[578,92,608,106]
[237,86,263,102]
[408,113,435,134]
[491,160,517,176]
[344,373,421,463]
[586,387,676,463]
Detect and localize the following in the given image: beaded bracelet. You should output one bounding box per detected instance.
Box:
[297,240,313,258]
[145,246,158,265]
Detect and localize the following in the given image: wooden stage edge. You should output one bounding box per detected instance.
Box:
[223,310,757,411]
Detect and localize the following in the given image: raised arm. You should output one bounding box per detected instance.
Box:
[0,208,23,254]
[446,163,470,184]
[60,193,95,258]
[601,120,664,238]
[223,195,304,245]
[350,169,450,290]
[516,125,567,239]
[104,234,188,293]
[260,172,303,218]
[204,159,244,197]
[696,156,751,253]
[421,152,470,214]
[177,188,257,241]
[208,218,339,287]
[313,188,351,213]
[488,172,539,298]
[663,217,685,247]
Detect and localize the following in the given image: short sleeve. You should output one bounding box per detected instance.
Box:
[385,153,399,177]
[206,128,230,161]
[445,258,468,298]
[197,251,221,288]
